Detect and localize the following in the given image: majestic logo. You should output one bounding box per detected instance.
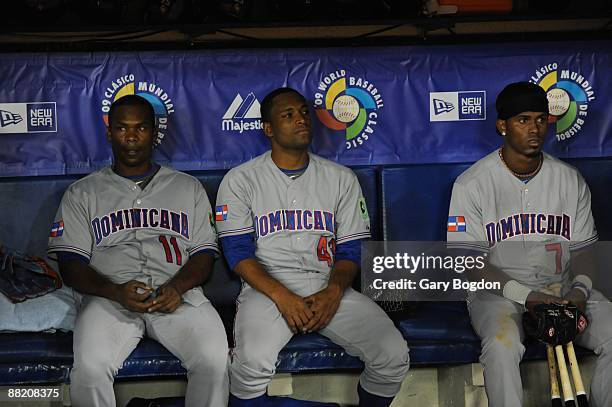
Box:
[529,63,595,142]
[314,70,384,150]
[429,91,486,122]
[100,74,175,146]
[221,92,263,133]
[0,103,57,134]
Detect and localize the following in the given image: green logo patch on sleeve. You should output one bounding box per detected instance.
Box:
[358,197,369,221]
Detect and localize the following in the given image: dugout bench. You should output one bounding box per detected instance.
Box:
[0,158,610,398]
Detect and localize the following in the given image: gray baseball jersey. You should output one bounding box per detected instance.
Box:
[48,165,219,306]
[216,151,409,400]
[215,151,371,275]
[47,165,229,407]
[448,150,612,407]
[447,150,598,289]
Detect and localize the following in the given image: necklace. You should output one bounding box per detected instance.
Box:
[498,149,542,179]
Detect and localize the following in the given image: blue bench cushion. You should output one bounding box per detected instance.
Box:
[0,332,72,385]
[277,334,363,372]
[398,302,478,343]
[0,328,480,386]
[0,332,72,364]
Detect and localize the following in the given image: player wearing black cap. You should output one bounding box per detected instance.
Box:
[447,82,612,407]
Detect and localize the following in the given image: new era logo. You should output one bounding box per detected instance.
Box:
[430,91,486,122]
[0,102,57,133]
[223,93,261,119]
[432,99,454,115]
[0,110,23,127]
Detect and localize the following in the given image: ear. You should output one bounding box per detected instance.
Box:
[496,119,507,136]
[106,126,112,142]
[263,122,273,140]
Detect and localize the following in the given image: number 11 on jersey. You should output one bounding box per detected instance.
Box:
[159,235,182,266]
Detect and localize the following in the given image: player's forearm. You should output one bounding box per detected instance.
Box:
[327,259,358,293]
[234,258,294,302]
[164,252,214,295]
[59,260,120,300]
[471,259,560,305]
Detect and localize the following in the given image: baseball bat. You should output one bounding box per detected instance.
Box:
[555,344,576,407]
[547,345,563,407]
[566,342,589,407]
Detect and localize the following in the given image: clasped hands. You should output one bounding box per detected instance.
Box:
[275,285,343,334]
[114,280,182,314]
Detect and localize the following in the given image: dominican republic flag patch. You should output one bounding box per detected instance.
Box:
[50,220,64,237]
[215,205,228,222]
[447,216,466,232]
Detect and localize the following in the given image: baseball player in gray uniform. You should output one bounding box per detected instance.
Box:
[47,95,228,407]
[216,87,409,406]
[447,82,612,407]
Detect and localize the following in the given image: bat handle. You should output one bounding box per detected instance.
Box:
[566,342,590,407]
[555,344,576,405]
[547,345,563,407]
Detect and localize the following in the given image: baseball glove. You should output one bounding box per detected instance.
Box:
[0,245,62,303]
[522,302,588,346]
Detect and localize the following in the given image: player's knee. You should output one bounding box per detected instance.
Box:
[234,338,279,368]
[481,334,524,362]
[370,332,410,378]
[188,342,229,376]
[387,347,410,381]
[230,347,277,380]
[71,354,117,384]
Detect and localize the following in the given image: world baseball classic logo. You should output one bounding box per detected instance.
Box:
[100,74,175,146]
[314,70,384,150]
[529,63,595,142]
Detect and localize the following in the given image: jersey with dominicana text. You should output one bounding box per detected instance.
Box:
[447,150,597,289]
[215,151,370,275]
[48,166,218,306]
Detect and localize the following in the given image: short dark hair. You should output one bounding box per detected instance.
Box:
[108,94,156,127]
[260,87,305,123]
